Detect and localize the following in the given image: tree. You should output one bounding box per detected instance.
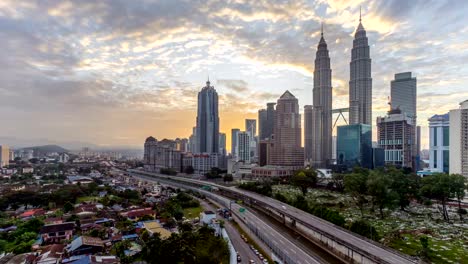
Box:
[349,220,380,241]
[420,173,453,221]
[291,168,317,195]
[344,171,369,216]
[450,174,467,221]
[331,173,345,192]
[223,174,233,182]
[184,166,194,174]
[366,170,396,218]
[387,167,420,210]
[419,236,430,260]
[63,201,74,213]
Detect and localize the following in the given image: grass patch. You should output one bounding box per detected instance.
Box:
[183,206,203,219]
[76,196,100,203]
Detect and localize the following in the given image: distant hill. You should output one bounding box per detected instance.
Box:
[19,144,68,154]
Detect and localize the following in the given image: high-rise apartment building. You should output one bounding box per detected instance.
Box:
[377,108,414,168]
[0,145,10,167]
[349,13,372,125]
[231,128,240,157]
[143,137,182,172]
[188,127,197,153]
[237,131,251,163]
[271,91,304,167]
[337,124,372,169]
[428,113,450,173]
[309,28,332,168]
[449,100,468,177]
[196,79,219,154]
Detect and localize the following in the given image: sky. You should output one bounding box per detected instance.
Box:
[1,0,468,150]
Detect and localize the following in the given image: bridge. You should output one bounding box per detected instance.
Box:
[129,169,416,264]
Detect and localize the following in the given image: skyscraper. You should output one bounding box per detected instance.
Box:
[196,79,219,154]
[0,145,10,167]
[304,105,313,164]
[258,109,267,140]
[271,91,304,167]
[218,133,226,155]
[449,100,468,177]
[309,27,333,168]
[349,11,372,125]
[231,128,240,157]
[391,72,417,122]
[391,72,418,167]
[237,131,251,163]
[336,124,372,169]
[245,119,256,137]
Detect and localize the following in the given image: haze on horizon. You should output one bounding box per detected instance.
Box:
[1,0,468,150]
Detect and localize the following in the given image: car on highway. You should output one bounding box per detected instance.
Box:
[249,260,255,264]
[237,254,241,263]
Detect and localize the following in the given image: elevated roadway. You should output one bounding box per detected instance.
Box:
[129,170,416,264]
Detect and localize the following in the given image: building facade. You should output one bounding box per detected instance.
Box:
[196,80,219,154]
[258,103,276,140]
[309,29,333,168]
[428,113,449,173]
[258,138,274,166]
[349,14,372,125]
[377,108,414,168]
[237,131,251,163]
[391,72,417,122]
[304,105,313,165]
[449,100,468,177]
[144,137,182,172]
[336,124,372,169]
[231,128,240,157]
[0,145,10,167]
[271,91,304,168]
[218,133,226,155]
[258,109,267,140]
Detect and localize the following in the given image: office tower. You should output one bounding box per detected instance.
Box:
[377,108,414,168]
[245,119,257,158]
[231,129,240,157]
[219,133,226,155]
[310,27,333,168]
[258,109,267,140]
[0,145,10,167]
[196,79,219,153]
[449,100,468,177]
[391,72,417,122]
[349,11,372,125]
[245,119,256,137]
[189,127,197,153]
[336,124,372,169]
[258,103,276,141]
[304,105,313,164]
[271,91,304,167]
[237,131,251,163]
[259,139,274,166]
[428,113,450,173]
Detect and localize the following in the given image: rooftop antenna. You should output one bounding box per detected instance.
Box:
[359,6,362,22]
[321,22,323,36]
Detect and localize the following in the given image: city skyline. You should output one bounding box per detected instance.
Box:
[1,1,468,149]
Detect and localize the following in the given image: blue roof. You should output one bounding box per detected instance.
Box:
[122,234,139,240]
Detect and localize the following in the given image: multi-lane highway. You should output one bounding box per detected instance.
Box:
[130,171,323,264]
[129,170,415,264]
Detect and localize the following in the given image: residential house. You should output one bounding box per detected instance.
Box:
[142,221,172,239]
[39,222,75,244]
[65,236,104,256]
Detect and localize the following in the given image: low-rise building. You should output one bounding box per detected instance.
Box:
[39,222,75,244]
[66,236,104,256]
[251,165,295,180]
[143,221,172,239]
[200,211,216,225]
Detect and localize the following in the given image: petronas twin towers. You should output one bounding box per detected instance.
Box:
[305,14,372,168]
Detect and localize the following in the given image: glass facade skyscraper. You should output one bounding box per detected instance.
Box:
[336,124,372,169]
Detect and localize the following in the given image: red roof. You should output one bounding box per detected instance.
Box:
[124,208,155,218]
[20,209,45,218]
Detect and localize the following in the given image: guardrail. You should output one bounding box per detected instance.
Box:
[129,170,415,264]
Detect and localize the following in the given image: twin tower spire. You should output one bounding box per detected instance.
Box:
[305,8,372,168]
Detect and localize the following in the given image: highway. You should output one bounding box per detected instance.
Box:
[129,170,415,264]
[130,172,322,264]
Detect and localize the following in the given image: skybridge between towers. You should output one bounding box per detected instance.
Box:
[332,108,349,129]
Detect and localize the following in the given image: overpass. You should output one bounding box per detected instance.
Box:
[129,169,416,264]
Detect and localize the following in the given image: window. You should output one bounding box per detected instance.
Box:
[433,127,438,146]
[443,150,449,173]
[58,231,65,236]
[443,126,449,146]
[433,150,438,168]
